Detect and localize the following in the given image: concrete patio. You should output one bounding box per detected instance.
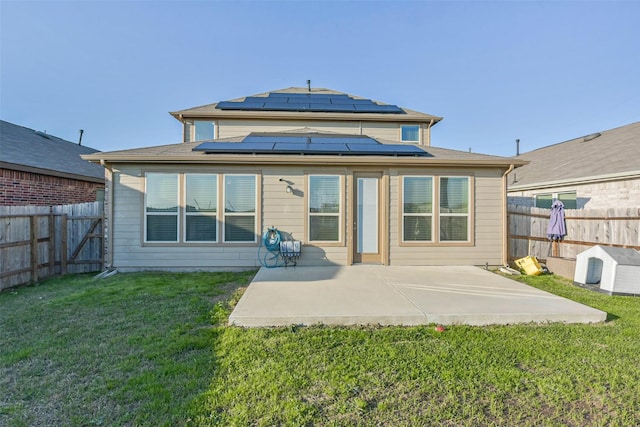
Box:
[229,265,607,327]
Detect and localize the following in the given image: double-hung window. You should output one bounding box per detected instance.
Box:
[439,177,470,242]
[145,173,179,242]
[185,174,217,242]
[401,125,420,143]
[224,175,257,242]
[308,175,341,242]
[402,176,433,242]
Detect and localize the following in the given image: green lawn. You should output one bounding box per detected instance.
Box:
[1,271,639,426]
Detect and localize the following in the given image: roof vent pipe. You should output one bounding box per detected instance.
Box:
[583,132,601,142]
[516,138,520,156]
[78,129,84,146]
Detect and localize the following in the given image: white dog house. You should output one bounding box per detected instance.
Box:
[574,245,640,295]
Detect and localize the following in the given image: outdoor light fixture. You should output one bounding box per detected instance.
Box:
[279,177,294,194]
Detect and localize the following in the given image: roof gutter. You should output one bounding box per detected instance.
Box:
[169,110,443,124]
[83,153,526,169]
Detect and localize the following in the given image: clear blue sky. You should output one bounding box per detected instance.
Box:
[1,1,638,156]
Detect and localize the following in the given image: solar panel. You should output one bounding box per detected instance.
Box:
[309,103,356,112]
[346,144,427,155]
[243,135,308,144]
[194,134,430,156]
[310,136,376,145]
[193,142,275,153]
[274,143,344,153]
[215,92,405,114]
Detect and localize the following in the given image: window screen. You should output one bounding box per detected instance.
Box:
[145,173,179,242]
[308,175,341,241]
[185,174,217,242]
[402,176,433,241]
[224,175,256,242]
[439,177,469,241]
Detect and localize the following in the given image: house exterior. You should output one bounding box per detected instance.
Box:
[508,122,640,209]
[0,120,105,206]
[84,87,524,272]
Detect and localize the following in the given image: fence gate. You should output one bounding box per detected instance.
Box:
[0,202,104,290]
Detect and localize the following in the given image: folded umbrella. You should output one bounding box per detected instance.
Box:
[547,199,567,241]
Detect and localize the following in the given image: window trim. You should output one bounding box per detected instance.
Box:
[400,124,421,143]
[184,173,218,243]
[535,191,576,209]
[142,170,260,247]
[400,175,434,243]
[305,173,344,246]
[398,174,474,247]
[193,120,215,142]
[439,176,471,243]
[222,174,258,244]
[144,172,180,244]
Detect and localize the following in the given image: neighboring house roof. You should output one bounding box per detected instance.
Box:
[170,87,443,124]
[83,130,524,169]
[509,121,640,191]
[1,120,105,182]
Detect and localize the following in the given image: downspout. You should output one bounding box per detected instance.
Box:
[100,159,115,270]
[502,164,515,266]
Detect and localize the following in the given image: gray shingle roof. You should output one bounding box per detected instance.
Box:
[509,121,640,190]
[170,87,442,123]
[0,120,105,181]
[82,130,522,168]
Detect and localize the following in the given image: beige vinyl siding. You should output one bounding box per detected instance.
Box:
[389,168,504,266]
[110,164,348,271]
[108,163,506,271]
[213,119,415,144]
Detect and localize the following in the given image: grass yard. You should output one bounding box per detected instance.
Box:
[1,271,639,426]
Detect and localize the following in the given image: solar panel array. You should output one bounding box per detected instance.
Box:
[215,93,405,114]
[193,133,430,157]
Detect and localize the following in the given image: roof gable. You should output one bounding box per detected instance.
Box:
[0,120,105,181]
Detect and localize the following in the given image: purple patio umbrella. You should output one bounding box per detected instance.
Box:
[547,199,567,242]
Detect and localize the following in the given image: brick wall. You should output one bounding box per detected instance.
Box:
[509,177,640,209]
[0,168,104,206]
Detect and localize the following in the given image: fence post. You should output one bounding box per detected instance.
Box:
[48,212,56,276]
[61,214,68,275]
[30,216,39,283]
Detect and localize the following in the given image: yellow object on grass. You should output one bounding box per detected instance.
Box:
[515,256,543,276]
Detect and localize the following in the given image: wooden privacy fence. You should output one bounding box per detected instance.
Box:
[0,202,104,290]
[508,205,640,263]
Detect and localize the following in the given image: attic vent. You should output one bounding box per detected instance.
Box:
[35,130,50,139]
[582,132,601,142]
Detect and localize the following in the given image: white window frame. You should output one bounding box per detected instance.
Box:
[184,173,218,243]
[223,174,257,243]
[193,120,215,142]
[401,176,434,243]
[401,124,421,143]
[536,191,576,209]
[307,174,342,243]
[439,176,470,243]
[144,172,179,243]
